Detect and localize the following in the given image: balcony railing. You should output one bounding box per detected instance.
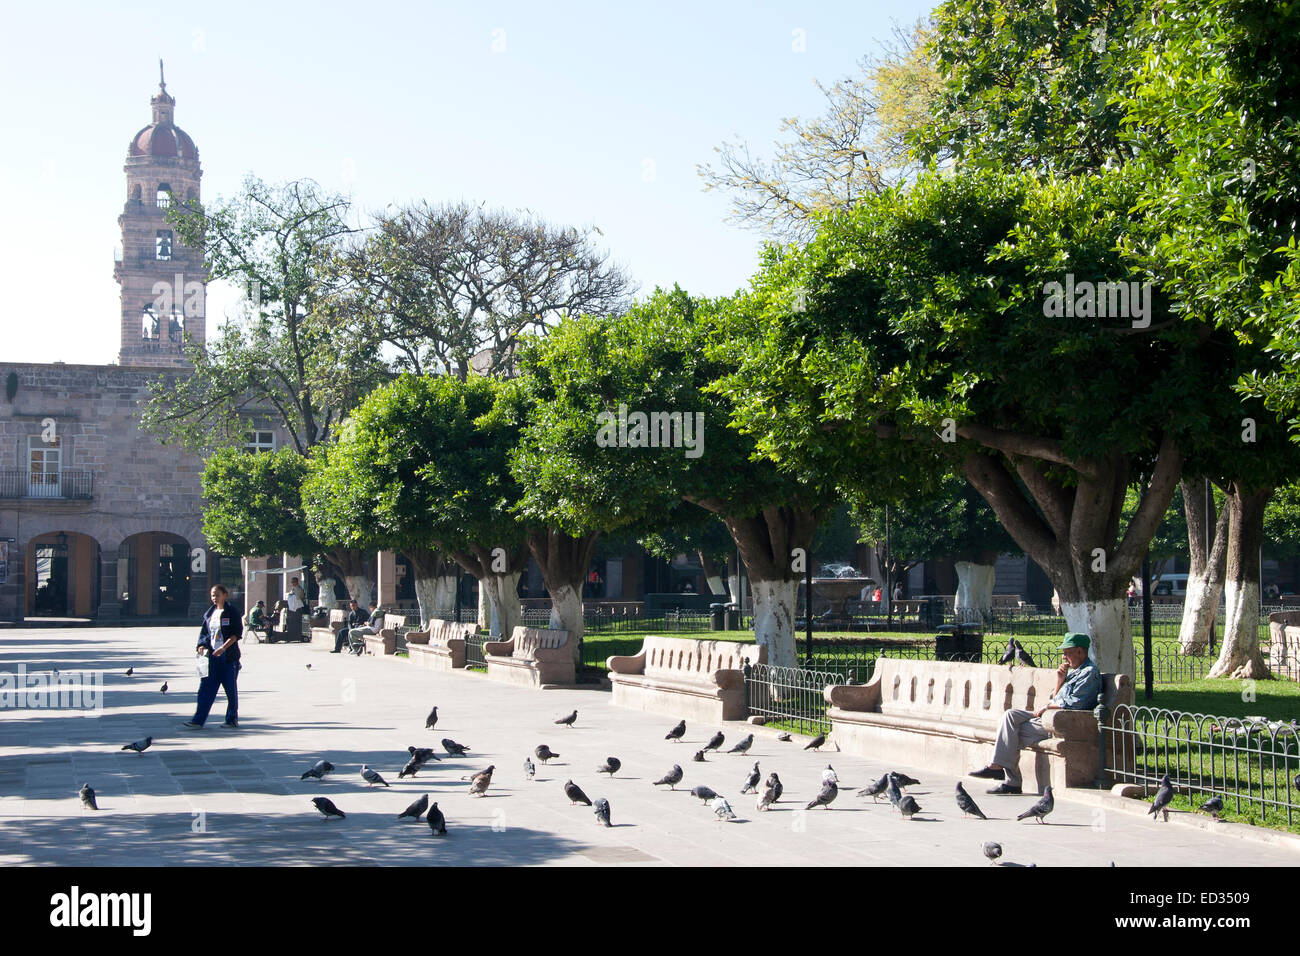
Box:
[0,470,94,500]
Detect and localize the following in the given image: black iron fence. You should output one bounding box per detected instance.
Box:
[743,661,849,737]
[0,469,94,500]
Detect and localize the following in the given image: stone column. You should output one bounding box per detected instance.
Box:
[96,545,121,624]
[377,550,397,607]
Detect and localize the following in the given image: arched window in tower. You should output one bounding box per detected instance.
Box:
[130,184,142,202]
[155,230,173,261]
[142,307,159,340]
[156,184,172,208]
[168,309,184,340]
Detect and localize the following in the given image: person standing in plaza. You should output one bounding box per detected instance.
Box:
[185,584,244,729]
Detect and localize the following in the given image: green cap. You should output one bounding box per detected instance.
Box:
[1058,632,1091,650]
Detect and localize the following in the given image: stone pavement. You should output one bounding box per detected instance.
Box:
[1,626,1296,867]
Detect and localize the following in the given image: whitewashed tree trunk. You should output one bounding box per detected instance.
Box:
[954,561,995,622]
[750,578,799,670]
[1178,570,1222,657]
[1061,598,1133,677]
[481,572,522,639]
[432,575,456,613]
[316,577,337,610]
[706,574,726,597]
[477,580,489,628]
[1209,580,1268,678]
[343,575,371,608]
[413,575,443,627]
[548,584,585,663]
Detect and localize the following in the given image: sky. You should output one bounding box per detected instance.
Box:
[0,0,935,365]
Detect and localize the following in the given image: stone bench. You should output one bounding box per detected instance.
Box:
[607,636,766,723]
[484,626,575,688]
[407,620,478,670]
[825,658,1133,791]
[1268,610,1300,681]
[362,613,412,657]
[310,609,349,649]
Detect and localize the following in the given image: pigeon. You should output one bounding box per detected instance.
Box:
[857,774,889,801]
[822,764,838,784]
[79,783,98,810]
[886,775,903,810]
[593,796,612,827]
[596,757,621,776]
[408,746,439,763]
[160,682,168,694]
[300,759,335,781]
[955,782,988,820]
[1014,641,1035,668]
[741,762,761,794]
[398,793,429,821]
[982,841,1003,865]
[653,765,684,790]
[665,719,686,742]
[998,638,1017,667]
[1197,796,1224,819]
[1148,773,1174,822]
[555,710,577,728]
[361,765,390,788]
[425,706,438,729]
[399,757,425,779]
[776,732,791,742]
[898,794,921,819]
[891,771,921,788]
[1294,772,1300,792]
[312,796,345,820]
[703,731,725,753]
[804,733,826,751]
[757,784,778,811]
[427,802,446,835]
[125,667,134,677]
[806,779,838,810]
[690,785,719,802]
[524,756,536,780]
[535,745,559,764]
[692,750,707,762]
[1016,786,1055,823]
[727,734,754,755]
[468,765,495,797]
[765,772,784,802]
[121,736,152,754]
[442,738,471,756]
[712,797,737,821]
[564,780,592,806]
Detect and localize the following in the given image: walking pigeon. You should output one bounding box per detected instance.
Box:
[535,745,559,764]
[1014,641,1036,668]
[692,750,707,762]
[741,762,761,794]
[468,766,495,797]
[1016,786,1055,823]
[757,783,778,811]
[408,747,439,763]
[886,775,903,810]
[712,797,737,821]
[727,734,754,755]
[653,765,684,790]
[596,757,621,776]
[898,794,921,819]
[427,802,446,835]
[804,733,826,751]
[982,841,1003,865]
[857,774,889,801]
[442,738,471,756]
[765,772,784,803]
[1197,796,1223,819]
[399,757,425,779]
[398,794,429,821]
[121,736,152,754]
[79,783,98,810]
[665,719,686,742]
[593,797,612,827]
[564,780,592,806]
[160,682,168,694]
[703,731,725,753]
[425,706,438,729]
[891,771,921,788]
[776,732,791,742]
[361,765,390,788]
[312,796,345,820]
[555,710,577,728]
[822,764,838,784]
[301,759,335,781]
[524,756,536,781]
[690,785,719,802]
[806,779,838,810]
[955,782,988,820]
[1148,773,1174,822]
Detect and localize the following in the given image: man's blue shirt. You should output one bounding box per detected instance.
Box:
[1053,661,1102,710]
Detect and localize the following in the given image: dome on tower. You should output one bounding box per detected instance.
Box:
[127,61,198,161]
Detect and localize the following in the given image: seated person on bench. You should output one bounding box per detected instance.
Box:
[246,600,271,637]
[346,601,383,655]
[332,599,369,654]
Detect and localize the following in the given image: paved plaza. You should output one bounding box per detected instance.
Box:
[1,626,1296,867]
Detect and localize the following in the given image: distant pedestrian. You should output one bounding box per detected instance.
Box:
[184,584,243,729]
[892,583,904,602]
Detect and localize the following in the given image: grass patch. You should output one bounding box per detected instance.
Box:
[1143,678,1300,720]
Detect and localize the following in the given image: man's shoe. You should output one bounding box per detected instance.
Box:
[182,721,202,729]
[330,649,341,654]
[987,782,1022,795]
[968,766,1005,780]
[220,721,238,728]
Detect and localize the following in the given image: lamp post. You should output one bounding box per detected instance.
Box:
[1142,553,1153,702]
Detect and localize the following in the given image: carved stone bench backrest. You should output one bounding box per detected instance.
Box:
[509,626,569,659]
[641,637,764,681]
[328,609,348,627]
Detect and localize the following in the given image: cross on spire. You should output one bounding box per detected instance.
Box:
[159,58,166,93]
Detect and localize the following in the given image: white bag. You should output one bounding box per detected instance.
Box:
[196,653,210,679]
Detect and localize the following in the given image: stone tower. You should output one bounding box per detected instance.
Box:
[115,62,207,367]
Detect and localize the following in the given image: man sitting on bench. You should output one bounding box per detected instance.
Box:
[246,600,272,639]
[346,600,383,656]
[332,599,369,654]
[968,632,1102,794]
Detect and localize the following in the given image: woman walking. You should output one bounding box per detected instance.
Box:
[184,584,243,729]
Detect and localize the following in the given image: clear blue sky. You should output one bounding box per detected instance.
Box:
[0,0,934,364]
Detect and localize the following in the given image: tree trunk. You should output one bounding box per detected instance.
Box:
[750,578,800,669]
[402,546,458,626]
[477,579,490,628]
[413,575,442,627]
[527,529,600,668]
[1060,598,1134,677]
[328,548,376,607]
[699,550,726,596]
[315,576,338,610]
[1208,485,1272,679]
[433,574,456,613]
[480,571,523,639]
[1179,479,1228,656]
[726,553,740,604]
[954,556,996,622]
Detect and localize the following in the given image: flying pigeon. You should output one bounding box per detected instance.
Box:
[804,733,826,751]
[776,732,791,742]
[125,667,134,677]
[1148,773,1174,822]
[822,764,838,784]
[555,710,577,728]
[1014,641,1036,668]
[442,738,471,756]
[857,774,889,801]
[398,793,429,821]
[955,782,988,820]
[653,765,684,790]
[79,783,98,810]
[692,750,707,762]
[712,797,737,821]
[300,759,335,781]
[468,765,495,797]
[427,802,446,835]
[765,772,784,803]
[898,794,921,819]
[741,762,761,794]
[703,731,725,753]
[690,785,720,802]
[727,734,754,755]
[524,756,536,781]
[535,745,559,764]
[982,841,1003,865]
[886,775,903,810]
[806,779,838,810]
[1016,786,1055,824]
[1197,796,1224,819]
[159,682,168,694]
[665,719,686,742]
[121,736,152,754]
[312,796,345,820]
[425,706,438,729]
[361,765,390,788]
[593,796,612,827]
[564,780,592,806]
[891,771,921,788]
[596,757,621,776]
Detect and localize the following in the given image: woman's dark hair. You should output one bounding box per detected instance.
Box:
[211,584,229,597]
